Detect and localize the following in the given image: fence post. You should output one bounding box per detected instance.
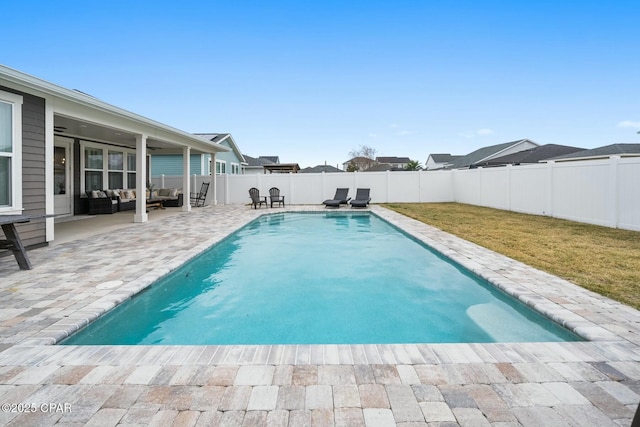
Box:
[609,156,620,228]
[506,164,512,211]
[289,172,294,205]
[477,167,483,206]
[545,161,554,217]
[386,170,390,203]
[224,173,229,205]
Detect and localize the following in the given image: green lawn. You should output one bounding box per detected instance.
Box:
[384,203,640,310]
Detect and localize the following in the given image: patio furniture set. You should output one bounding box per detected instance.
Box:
[86,188,184,214]
[248,187,371,209]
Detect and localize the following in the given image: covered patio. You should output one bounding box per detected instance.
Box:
[1,64,230,247]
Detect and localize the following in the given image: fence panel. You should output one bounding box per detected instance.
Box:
[616,157,640,231]
[153,157,640,230]
[478,167,510,210]
[509,163,548,215]
[551,159,611,226]
[452,169,481,205]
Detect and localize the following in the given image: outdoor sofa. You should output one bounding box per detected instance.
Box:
[86,188,183,214]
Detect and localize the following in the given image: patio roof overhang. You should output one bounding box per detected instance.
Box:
[1,64,230,231]
[0,64,230,155]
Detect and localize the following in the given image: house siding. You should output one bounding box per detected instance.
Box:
[0,87,47,251]
[151,154,204,175]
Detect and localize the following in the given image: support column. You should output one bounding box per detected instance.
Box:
[134,134,148,223]
[44,102,55,241]
[211,152,217,205]
[182,146,191,212]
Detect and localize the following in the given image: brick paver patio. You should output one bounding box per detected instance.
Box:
[0,205,638,426]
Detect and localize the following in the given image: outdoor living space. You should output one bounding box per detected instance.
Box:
[52,206,187,246]
[0,204,639,426]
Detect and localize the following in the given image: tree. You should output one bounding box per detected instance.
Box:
[404,160,422,171]
[347,145,377,171]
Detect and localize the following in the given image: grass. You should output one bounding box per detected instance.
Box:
[384,202,640,310]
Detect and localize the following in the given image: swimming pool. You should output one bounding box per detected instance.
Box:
[62,212,580,345]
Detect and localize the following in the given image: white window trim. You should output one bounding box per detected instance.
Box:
[0,90,23,214]
[231,162,240,174]
[80,141,136,193]
[216,159,227,175]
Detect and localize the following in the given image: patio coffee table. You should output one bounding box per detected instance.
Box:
[146,199,165,210]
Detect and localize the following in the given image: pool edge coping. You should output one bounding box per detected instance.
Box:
[1,204,639,368]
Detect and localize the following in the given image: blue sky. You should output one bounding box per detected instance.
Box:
[4,0,640,168]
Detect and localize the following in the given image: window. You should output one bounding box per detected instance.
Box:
[0,91,23,213]
[231,163,240,174]
[127,154,136,188]
[81,143,136,192]
[84,147,104,191]
[215,160,226,174]
[108,150,124,189]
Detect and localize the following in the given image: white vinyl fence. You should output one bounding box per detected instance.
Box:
[153,156,640,231]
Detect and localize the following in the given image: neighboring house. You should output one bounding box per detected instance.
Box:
[299,164,344,173]
[244,155,299,174]
[0,64,228,250]
[376,156,411,169]
[342,156,377,171]
[425,154,463,170]
[259,156,280,164]
[365,163,398,172]
[263,163,300,174]
[243,155,276,175]
[151,133,245,176]
[548,143,640,162]
[195,133,245,175]
[476,144,585,167]
[446,139,539,169]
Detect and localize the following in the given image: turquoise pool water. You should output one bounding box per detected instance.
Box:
[63,212,580,345]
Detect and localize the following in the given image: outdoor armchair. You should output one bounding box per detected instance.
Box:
[249,187,267,209]
[269,187,285,208]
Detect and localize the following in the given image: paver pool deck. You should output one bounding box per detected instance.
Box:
[0,205,639,426]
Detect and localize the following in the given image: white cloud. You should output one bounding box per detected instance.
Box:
[398,130,412,136]
[389,123,398,128]
[617,120,640,129]
[459,128,495,138]
[368,133,379,138]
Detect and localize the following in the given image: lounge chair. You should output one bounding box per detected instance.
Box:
[190,182,209,207]
[322,188,351,208]
[269,187,285,208]
[350,188,371,208]
[249,187,267,209]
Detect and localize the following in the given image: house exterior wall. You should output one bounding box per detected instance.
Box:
[0,86,47,249]
[215,140,243,174]
[151,154,205,175]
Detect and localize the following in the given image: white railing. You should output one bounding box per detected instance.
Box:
[153,156,640,231]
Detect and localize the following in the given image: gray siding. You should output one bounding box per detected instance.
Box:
[0,86,47,251]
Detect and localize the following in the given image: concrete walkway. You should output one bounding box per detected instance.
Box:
[0,205,638,426]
